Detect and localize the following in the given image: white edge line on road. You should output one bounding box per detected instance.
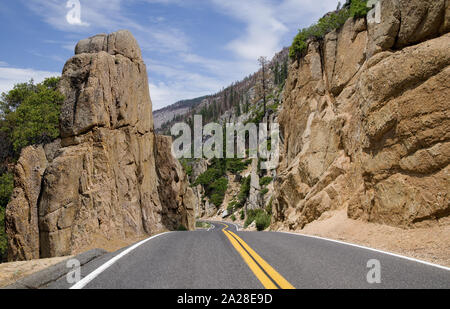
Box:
[231,222,240,231]
[278,231,450,272]
[70,232,172,289]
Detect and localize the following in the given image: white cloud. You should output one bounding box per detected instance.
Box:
[0,66,60,94]
[211,0,340,60]
[150,82,208,111]
[148,60,227,110]
[23,0,191,54]
[0,61,8,67]
[18,0,342,110]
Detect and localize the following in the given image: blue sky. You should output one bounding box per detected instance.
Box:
[0,0,340,110]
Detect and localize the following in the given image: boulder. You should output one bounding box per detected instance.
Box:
[155,135,195,231]
[395,0,446,48]
[6,146,47,261]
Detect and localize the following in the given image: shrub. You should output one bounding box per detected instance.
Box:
[180,159,193,176]
[260,188,269,196]
[255,211,271,231]
[209,177,228,207]
[194,168,222,187]
[226,158,252,174]
[196,221,211,229]
[240,209,245,220]
[177,224,188,231]
[0,172,12,261]
[237,176,251,206]
[265,197,273,216]
[1,78,64,153]
[0,172,13,208]
[350,0,370,18]
[227,201,236,214]
[259,176,273,187]
[231,215,236,222]
[244,209,264,228]
[0,206,6,262]
[194,164,228,207]
[289,1,370,60]
[244,213,255,228]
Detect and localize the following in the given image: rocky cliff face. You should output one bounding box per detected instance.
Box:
[6,30,196,261]
[155,135,195,231]
[273,0,449,230]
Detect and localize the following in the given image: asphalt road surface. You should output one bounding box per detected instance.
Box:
[47,221,450,289]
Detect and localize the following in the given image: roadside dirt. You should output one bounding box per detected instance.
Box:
[279,209,450,267]
[0,233,150,288]
[0,256,72,288]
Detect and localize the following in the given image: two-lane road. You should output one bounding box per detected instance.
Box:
[48,221,450,289]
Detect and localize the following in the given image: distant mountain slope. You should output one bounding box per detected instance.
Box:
[153,96,209,130]
[153,48,289,134]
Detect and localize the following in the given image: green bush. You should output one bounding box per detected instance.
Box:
[209,177,228,207]
[350,0,370,18]
[180,159,193,176]
[177,224,188,231]
[194,168,222,187]
[244,212,255,228]
[240,209,245,220]
[244,209,263,228]
[237,176,251,206]
[0,206,7,262]
[1,78,64,153]
[260,188,269,196]
[265,197,273,216]
[0,172,13,261]
[194,166,228,207]
[195,221,211,229]
[231,215,236,222]
[0,172,13,208]
[290,1,370,60]
[243,209,271,231]
[227,201,236,214]
[255,211,271,231]
[226,158,252,174]
[259,176,273,187]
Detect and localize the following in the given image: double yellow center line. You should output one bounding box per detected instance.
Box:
[221,223,295,289]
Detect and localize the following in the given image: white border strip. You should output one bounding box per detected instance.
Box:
[231,222,240,231]
[278,231,450,271]
[70,232,172,289]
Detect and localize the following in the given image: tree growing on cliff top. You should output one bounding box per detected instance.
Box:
[289,0,370,60]
[0,77,63,155]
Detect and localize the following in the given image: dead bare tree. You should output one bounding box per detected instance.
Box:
[258,56,269,117]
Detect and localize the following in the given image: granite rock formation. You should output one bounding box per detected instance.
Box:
[6,30,196,261]
[273,0,449,230]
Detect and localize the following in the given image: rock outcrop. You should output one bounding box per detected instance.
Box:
[273,0,450,231]
[5,146,48,261]
[6,30,196,261]
[155,135,195,231]
[247,159,261,210]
